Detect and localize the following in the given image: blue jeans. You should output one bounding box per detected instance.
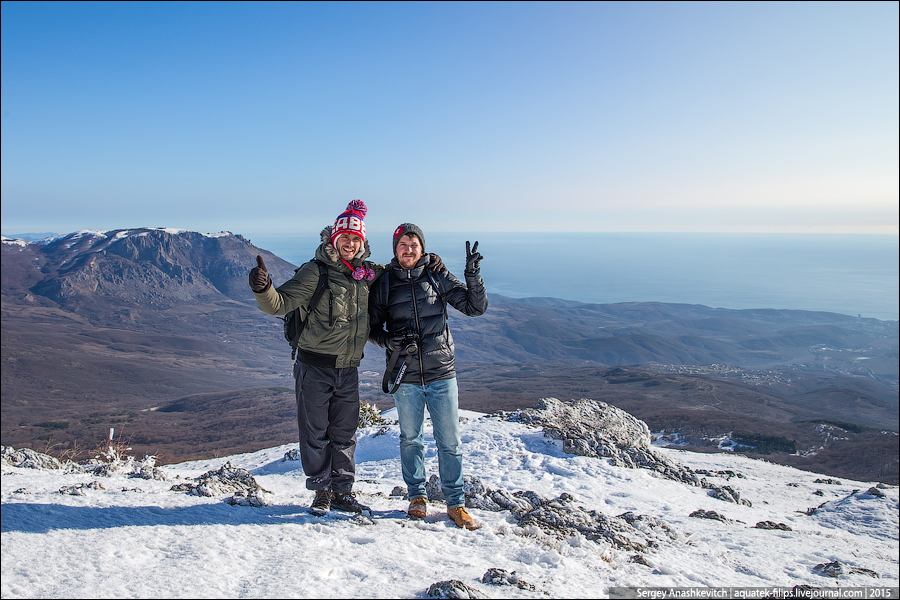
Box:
[393,377,464,508]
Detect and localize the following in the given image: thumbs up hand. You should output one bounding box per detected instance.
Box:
[249,255,272,292]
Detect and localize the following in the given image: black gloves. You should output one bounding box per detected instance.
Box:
[386,333,407,352]
[465,241,482,274]
[427,253,446,273]
[249,255,272,293]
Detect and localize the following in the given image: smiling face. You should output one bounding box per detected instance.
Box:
[334,233,362,261]
[395,234,423,269]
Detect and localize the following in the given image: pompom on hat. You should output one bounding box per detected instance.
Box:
[331,199,367,245]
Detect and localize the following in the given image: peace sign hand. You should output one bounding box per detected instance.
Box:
[465,241,482,274]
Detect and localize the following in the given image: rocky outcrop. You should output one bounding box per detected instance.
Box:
[2,446,64,470]
[499,399,757,506]
[502,398,699,484]
[813,560,878,579]
[2,446,166,480]
[170,461,271,506]
[703,483,752,506]
[426,580,489,599]
[755,521,792,530]
[58,481,106,495]
[433,474,679,553]
[689,510,735,523]
[175,461,263,496]
[481,568,537,591]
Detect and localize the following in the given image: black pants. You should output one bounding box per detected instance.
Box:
[293,361,359,493]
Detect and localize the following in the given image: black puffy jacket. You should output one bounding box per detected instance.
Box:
[368,255,488,385]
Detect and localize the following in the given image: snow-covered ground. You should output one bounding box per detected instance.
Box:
[2,408,897,598]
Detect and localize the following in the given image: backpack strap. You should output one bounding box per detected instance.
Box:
[288,259,330,359]
[424,269,448,318]
[381,268,391,305]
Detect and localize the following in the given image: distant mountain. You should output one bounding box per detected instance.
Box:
[1,232,60,241]
[2,228,897,483]
[2,228,298,315]
[448,296,898,385]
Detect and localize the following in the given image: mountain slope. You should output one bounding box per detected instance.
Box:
[2,229,897,482]
[2,407,897,597]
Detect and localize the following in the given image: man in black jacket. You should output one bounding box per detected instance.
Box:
[368,223,488,529]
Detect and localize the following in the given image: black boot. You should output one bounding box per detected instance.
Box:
[309,489,332,516]
[331,491,371,515]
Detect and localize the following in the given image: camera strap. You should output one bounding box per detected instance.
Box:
[382,347,414,394]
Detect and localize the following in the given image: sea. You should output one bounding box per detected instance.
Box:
[249,232,899,322]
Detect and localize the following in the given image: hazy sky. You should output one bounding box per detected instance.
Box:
[2,1,898,237]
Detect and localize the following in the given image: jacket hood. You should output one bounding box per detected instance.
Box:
[319,226,371,266]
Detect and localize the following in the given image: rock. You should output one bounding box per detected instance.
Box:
[135,466,168,481]
[617,512,678,542]
[504,398,700,485]
[180,461,271,498]
[706,484,752,506]
[481,568,536,591]
[629,554,653,567]
[813,478,841,485]
[865,486,885,498]
[689,509,730,522]
[227,490,272,507]
[695,469,745,480]
[813,561,844,577]
[803,502,827,516]
[813,560,879,579]
[426,580,489,599]
[2,446,63,470]
[59,481,106,495]
[516,494,661,552]
[389,486,407,498]
[282,449,301,462]
[425,474,443,501]
[426,473,485,503]
[458,474,678,552]
[754,521,792,531]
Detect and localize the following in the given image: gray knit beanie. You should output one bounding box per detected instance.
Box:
[392,223,425,256]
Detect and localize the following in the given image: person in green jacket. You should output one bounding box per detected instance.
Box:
[248,200,442,517]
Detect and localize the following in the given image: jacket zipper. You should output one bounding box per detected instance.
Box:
[408,270,426,385]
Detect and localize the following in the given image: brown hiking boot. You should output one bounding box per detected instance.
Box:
[448,506,480,530]
[408,497,427,519]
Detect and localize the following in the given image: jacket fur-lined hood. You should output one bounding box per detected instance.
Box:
[320,226,372,265]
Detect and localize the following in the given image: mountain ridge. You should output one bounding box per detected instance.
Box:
[2,228,897,482]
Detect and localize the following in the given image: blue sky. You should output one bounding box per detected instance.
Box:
[1,1,898,237]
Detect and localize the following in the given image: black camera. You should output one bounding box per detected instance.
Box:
[399,331,419,355]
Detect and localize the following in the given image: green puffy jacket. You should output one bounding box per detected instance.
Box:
[253,227,385,368]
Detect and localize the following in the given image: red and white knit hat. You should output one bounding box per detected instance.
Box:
[331,200,367,245]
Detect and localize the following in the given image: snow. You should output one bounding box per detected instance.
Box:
[2,229,234,248]
[2,408,897,598]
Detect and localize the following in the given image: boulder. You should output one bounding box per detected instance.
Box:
[426,580,489,599]
[504,398,700,485]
